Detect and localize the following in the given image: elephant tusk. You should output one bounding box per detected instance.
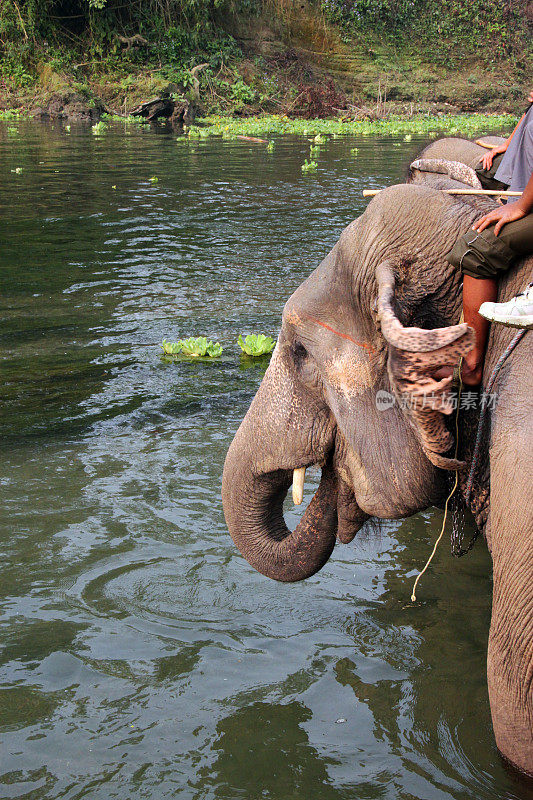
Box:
[292,467,306,505]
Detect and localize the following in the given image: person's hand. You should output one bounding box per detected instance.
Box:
[528,90,533,104]
[473,203,527,236]
[480,142,507,170]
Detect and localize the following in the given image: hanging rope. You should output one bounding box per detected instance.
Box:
[411,325,529,601]
[410,365,463,602]
[464,328,528,504]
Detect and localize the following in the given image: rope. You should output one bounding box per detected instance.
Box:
[410,366,463,602]
[464,328,527,504]
[411,325,528,601]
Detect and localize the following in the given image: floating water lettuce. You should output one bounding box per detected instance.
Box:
[238,334,276,356]
[100,113,145,125]
[187,125,211,139]
[267,140,275,152]
[301,159,318,172]
[161,337,223,357]
[161,340,182,355]
[0,110,518,134]
[309,144,321,157]
[188,114,517,140]
[11,167,22,174]
[91,121,106,135]
[350,146,359,156]
[149,175,159,183]
[181,337,223,357]
[0,110,23,120]
[312,134,326,144]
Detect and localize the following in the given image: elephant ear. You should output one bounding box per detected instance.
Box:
[409,158,482,188]
[376,263,475,470]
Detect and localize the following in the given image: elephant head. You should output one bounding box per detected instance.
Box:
[406,136,506,189]
[222,184,479,582]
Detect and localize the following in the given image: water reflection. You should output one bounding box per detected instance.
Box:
[197,702,340,799]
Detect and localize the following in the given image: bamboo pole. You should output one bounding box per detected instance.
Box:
[475,139,498,149]
[362,188,522,197]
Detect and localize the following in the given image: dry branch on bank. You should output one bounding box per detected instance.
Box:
[130,96,196,125]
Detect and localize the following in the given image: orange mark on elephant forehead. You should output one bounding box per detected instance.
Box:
[304,315,375,355]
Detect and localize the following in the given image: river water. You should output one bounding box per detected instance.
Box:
[1,120,530,800]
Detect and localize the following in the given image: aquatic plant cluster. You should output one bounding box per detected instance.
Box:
[161,337,223,358]
[237,334,275,356]
[161,334,276,359]
[185,113,518,140]
[1,111,517,139]
[301,159,318,173]
[91,121,106,135]
[0,109,23,120]
[179,112,517,174]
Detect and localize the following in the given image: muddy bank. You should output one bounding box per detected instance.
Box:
[15,89,197,127]
[28,91,107,123]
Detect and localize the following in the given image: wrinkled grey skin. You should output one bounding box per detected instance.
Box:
[408,136,506,188]
[222,143,533,775]
[417,135,506,168]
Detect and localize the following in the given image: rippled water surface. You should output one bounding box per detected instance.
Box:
[1,121,530,800]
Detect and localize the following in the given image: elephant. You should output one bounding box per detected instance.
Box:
[222,138,533,776]
[407,135,507,188]
[415,134,506,168]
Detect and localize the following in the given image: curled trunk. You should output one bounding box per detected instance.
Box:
[222,450,338,582]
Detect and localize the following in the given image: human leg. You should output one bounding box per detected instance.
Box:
[475,153,507,190]
[446,212,533,383]
[461,276,498,384]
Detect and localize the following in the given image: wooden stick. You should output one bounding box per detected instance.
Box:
[475,139,499,149]
[441,189,521,196]
[363,188,522,197]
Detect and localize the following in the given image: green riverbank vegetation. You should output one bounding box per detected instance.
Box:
[0,1,531,120]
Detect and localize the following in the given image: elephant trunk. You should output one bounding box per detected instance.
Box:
[222,442,338,582]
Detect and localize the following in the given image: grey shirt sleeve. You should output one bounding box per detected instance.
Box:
[494,105,533,201]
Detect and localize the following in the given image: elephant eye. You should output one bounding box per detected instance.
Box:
[291,341,308,366]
